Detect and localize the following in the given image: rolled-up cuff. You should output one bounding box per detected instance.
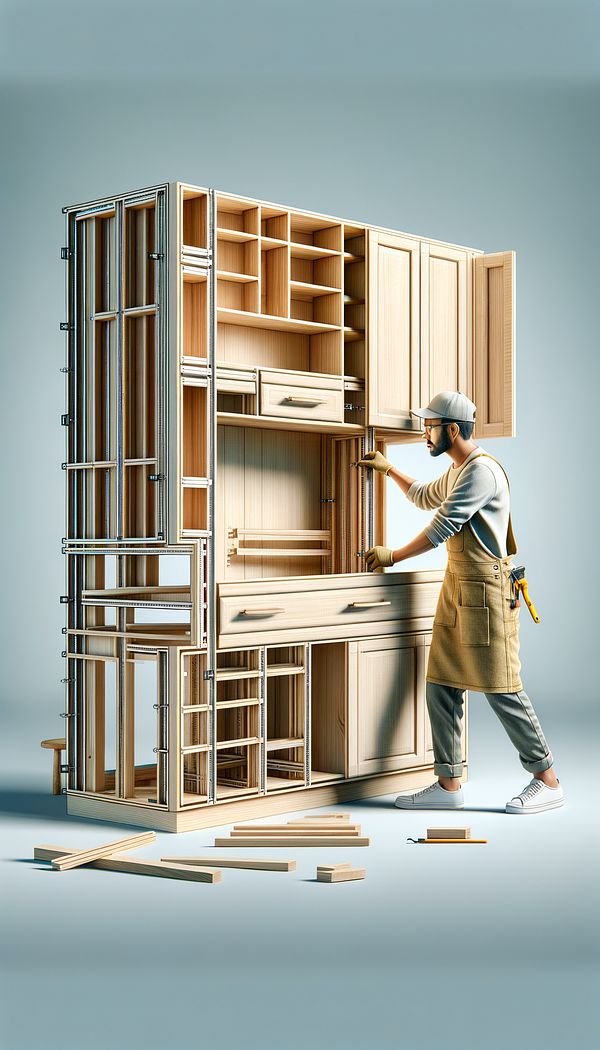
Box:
[434,761,463,778]
[521,751,554,774]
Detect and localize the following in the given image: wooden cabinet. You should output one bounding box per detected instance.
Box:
[348,634,429,777]
[367,231,420,429]
[61,180,502,832]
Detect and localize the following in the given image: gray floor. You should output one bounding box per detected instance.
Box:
[1,704,597,1050]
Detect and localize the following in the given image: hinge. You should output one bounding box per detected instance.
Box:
[59,595,73,604]
[60,763,72,774]
[148,473,166,482]
[203,669,215,681]
[61,414,71,427]
[61,247,72,260]
[60,322,73,332]
[148,251,163,261]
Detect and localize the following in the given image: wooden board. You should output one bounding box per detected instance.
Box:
[35,845,221,883]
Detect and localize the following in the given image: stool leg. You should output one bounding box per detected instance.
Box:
[52,750,62,795]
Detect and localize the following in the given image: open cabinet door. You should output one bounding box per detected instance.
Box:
[473,251,516,437]
[367,230,420,429]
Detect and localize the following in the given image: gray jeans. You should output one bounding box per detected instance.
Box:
[425,681,554,778]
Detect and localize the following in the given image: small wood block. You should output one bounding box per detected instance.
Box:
[316,863,353,872]
[162,856,296,871]
[317,868,366,883]
[214,836,370,847]
[427,827,471,839]
[35,845,221,883]
[50,831,156,871]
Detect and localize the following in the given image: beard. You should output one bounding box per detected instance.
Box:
[427,426,451,457]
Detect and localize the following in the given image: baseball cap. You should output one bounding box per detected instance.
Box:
[411,390,477,424]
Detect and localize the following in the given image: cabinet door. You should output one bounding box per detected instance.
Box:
[348,634,429,777]
[367,231,420,429]
[473,251,516,437]
[420,242,470,409]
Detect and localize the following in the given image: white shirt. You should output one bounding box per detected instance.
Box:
[406,447,512,558]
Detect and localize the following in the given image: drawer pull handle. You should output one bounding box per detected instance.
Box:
[283,396,327,406]
[240,607,285,617]
[348,600,392,608]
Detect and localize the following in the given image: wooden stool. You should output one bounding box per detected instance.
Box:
[41,738,66,795]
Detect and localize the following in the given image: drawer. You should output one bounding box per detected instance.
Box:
[218,571,443,648]
[259,370,343,423]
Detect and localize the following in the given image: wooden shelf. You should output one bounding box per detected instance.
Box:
[216,737,261,750]
[344,252,364,262]
[217,270,258,284]
[217,228,258,243]
[290,280,341,300]
[344,326,365,342]
[217,307,340,335]
[215,668,261,681]
[216,411,364,435]
[261,236,288,250]
[216,697,260,709]
[266,663,305,678]
[290,242,340,260]
[266,738,305,751]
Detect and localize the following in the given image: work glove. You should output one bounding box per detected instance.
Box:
[357,450,392,474]
[365,545,394,571]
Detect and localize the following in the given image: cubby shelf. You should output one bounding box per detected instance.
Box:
[266,738,305,751]
[217,270,258,284]
[217,228,258,243]
[217,307,340,334]
[290,280,341,299]
[290,242,340,259]
[266,663,305,677]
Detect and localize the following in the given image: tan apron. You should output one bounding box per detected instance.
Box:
[426,453,523,694]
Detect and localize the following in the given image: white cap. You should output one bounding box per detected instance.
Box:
[411,390,477,424]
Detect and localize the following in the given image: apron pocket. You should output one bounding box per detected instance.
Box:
[457,606,490,646]
[446,530,464,553]
[459,580,485,608]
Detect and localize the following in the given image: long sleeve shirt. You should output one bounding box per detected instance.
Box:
[406,447,511,558]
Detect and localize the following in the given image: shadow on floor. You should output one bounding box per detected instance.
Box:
[0,789,141,830]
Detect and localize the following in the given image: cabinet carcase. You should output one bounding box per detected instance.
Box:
[60,182,514,831]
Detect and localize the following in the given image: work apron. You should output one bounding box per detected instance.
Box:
[426,453,523,694]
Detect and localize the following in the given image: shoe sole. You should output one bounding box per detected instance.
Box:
[394,800,465,810]
[505,798,565,814]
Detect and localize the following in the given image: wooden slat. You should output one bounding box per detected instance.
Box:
[35,845,221,882]
[317,867,366,883]
[162,856,296,871]
[214,836,370,847]
[51,831,156,871]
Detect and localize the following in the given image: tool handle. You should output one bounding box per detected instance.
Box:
[518,580,540,624]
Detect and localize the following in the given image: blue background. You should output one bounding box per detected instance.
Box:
[1,2,598,1047]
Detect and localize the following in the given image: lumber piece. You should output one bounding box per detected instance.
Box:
[229,828,360,837]
[427,827,471,839]
[35,845,221,883]
[316,863,353,872]
[317,867,366,883]
[162,856,296,871]
[231,823,361,832]
[51,831,156,871]
[214,836,370,847]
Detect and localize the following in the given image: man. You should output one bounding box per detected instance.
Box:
[358,391,563,814]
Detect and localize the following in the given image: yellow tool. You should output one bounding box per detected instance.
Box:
[509,566,540,624]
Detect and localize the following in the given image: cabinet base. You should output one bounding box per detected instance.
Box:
[66,764,468,833]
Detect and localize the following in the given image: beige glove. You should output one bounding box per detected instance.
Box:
[365,545,394,571]
[357,450,392,475]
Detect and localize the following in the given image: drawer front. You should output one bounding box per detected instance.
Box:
[218,573,442,647]
[260,379,344,423]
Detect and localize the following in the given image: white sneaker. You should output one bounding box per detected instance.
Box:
[506,778,565,814]
[394,781,464,810]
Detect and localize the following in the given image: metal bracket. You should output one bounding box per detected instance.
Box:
[60,710,75,716]
[148,251,163,261]
[320,498,336,503]
[203,669,215,682]
[153,703,169,710]
[60,367,72,374]
[60,322,73,332]
[59,595,73,604]
[148,473,166,482]
[61,650,67,658]
[61,247,72,260]
[61,462,67,470]
[60,764,72,774]
[153,747,168,755]
[62,627,67,634]
[61,414,71,427]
